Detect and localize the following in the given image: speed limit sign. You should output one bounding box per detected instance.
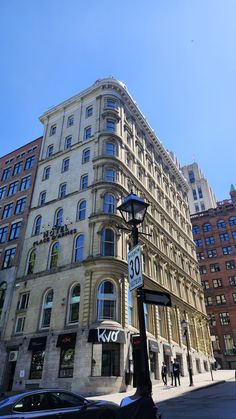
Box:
[128,244,143,290]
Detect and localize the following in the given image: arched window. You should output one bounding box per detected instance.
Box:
[74,235,84,262]
[50,242,60,268]
[202,223,212,232]
[229,216,236,226]
[64,136,72,150]
[105,142,116,156]
[27,249,36,275]
[77,201,86,220]
[97,280,116,320]
[0,282,7,319]
[68,284,80,324]
[102,228,115,256]
[217,219,226,229]
[43,166,50,180]
[33,215,42,235]
[103,194,116,213]
[55,209,63,227]
[41,289,53,328]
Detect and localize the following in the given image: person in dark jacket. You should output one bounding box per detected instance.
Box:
[161,362,167,385]
[118,372,158,418]
[173,358,181,386]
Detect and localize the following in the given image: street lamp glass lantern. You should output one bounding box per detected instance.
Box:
[117,193,149,226]
[181,319,188,329]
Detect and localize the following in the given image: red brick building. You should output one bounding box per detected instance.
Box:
[191,186,236,369]
[0,137,42,341]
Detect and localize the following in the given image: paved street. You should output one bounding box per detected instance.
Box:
[158,380,236,419]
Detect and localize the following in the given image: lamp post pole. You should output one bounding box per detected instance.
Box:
[131,225,149,378]
[117,193,150,380]
[184,326,194,386]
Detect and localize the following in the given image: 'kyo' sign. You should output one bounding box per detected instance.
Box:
[88,328,126,344]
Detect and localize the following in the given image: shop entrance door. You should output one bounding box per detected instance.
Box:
[6,361,16,391]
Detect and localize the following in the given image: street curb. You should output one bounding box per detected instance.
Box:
[188,380,226,392]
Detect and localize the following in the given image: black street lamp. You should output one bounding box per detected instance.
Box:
[117,193,150,379]
[181,319,194,386]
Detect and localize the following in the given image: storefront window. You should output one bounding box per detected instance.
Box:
[91,343,120,377]
[29,350,45,379]
[59,347,75,378]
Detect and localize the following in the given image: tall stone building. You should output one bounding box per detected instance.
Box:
[191,186,236,369]
[0,138,42,333]
[0,78,211,395]
[182,162,217,214]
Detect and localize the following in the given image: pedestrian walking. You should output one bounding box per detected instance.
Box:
[161,362,167,385]
[173,358,181,386]
[119,372,159,418]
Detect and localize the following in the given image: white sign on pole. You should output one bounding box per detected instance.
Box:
[128,244,143,290]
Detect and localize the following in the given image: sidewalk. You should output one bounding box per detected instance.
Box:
[87,370,235,405]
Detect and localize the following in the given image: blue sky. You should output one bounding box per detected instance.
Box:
[0,0,235,200]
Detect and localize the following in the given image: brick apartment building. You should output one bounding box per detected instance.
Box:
[0,138,42,358]
[191,186,236,369]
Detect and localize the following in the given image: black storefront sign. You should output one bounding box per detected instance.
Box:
[88,328,126,344]
[149,340,159,353]
[56,333,77,348]
[163,344,172,356]
[28,336,47,351]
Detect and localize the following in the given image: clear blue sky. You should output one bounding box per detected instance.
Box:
[1,0,235,201]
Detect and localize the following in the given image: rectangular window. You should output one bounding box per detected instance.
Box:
[222,246,232,255]
[196,252,205,260]
[2,203,13,219]
[8,181,18,196]
[0,226,8,244]
[232,231,236,239]
[24,156,35,170]
[106,98,117,109]
[47,145,54,157]
[205,236,215,245]
[80,175,88,190]
[224,334,235,354]
[0,186,7,200]
[15,316,25,333]
[232,293,236,303]
[205,296,212,306]
[62,158,70,172]
[192,189,197,200]
[13,162,23,176]
[195,204,199,212]
[213,278,223,288]
[201,280,209,289]
[50,124,56,136]
[220,312,230,325]
[208,249,217,258]
[226,260,235,270]
[2,168,11,181]
[216,295,226,305]
[199,266,207,274]
[67,115,74,127]
[20,175,31,191]
[15,197,26,214]
[220,233,229,241]
[59,347,75,378]
[82,149,90,163]
[198,187,203,198]
[2,247,16,268]
[84,127,92,139]
[229,276,236,286]
[29,350,45,379]
[106,120,115,132]
[91,343,120,377]
[188,170,195,183]
[86,106,93,117]
[200,202,205,211]
[208,314,216,326]
[17,293,30,310]
[9,222,22,241]
[210,263,220,272]
[194,239,202,247]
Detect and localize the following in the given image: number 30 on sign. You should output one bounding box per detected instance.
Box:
[128,244,143,291]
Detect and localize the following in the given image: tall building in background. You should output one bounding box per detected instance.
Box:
[0,79,211,395]
[0,138,42,370]
[182,162,217,214]
[191,185,236,369]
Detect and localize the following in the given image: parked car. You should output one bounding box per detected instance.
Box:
[0,388,119,418]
